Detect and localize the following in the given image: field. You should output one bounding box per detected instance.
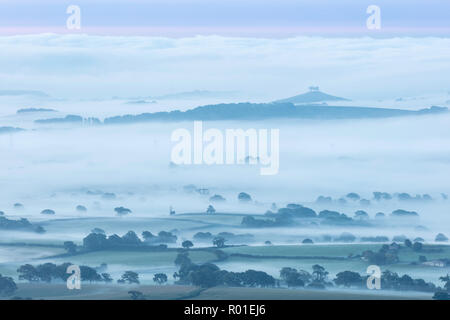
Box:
[0,283,432,300]
[1,214,449,298]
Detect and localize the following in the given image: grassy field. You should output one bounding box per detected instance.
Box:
[222,244,382,257]
[0,245,65,263]
[219,244,450,285]
[50,249,217,267]
[1,283,432,300]
[5,283,197,300]
[193,286,432,300]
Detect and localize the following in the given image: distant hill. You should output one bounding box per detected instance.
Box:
[274,90,350,104]
[35,115,101,125]
[0,126,24,134]
[17,107,56,114]
[0,90,49,98]
[103,103,448,124]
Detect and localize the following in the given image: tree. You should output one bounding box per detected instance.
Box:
[213,237,226,248]
[80,265,103,282]
[121,231,142,245]
[91,228,106,235]
[439,274,450,292]
[0,274,17,296]
[101,273,113,283]
[157,231,177,243]
[346,193,360,201]
[40,209,55,215]
[153,273,168,285]
[404,239,412,248]
[63,241,77,254]
[435,233,449,242]
[83,232,108,251]
[419,255,427,263]
[114,207,132,216]
[238,192,252,202]
[334,271,363,287]
[240,270,275,288]
[433,291,450,300]
[209,194,226,202]
[182,240,194,249]
[17,264,39,282]
[175,252,192,268]
[206,205,216,214]
[312,265,328,282]
[354,210,369,220]
[142,231,155,241]
[76,205,87,212]
[189,263,221,288]
[412,241,423,252]
[118,271,140,284]
[280,267,305,287]
[128,290,146,300]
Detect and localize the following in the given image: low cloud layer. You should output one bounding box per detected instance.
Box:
[0,34,449,100]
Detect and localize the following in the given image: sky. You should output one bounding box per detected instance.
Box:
[0,34,449,100]
[0,1,448,100]
[0,0,449,36]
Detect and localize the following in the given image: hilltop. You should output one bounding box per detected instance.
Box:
[274,88,350,104]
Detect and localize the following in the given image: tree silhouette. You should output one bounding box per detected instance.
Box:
[182,240,194,249]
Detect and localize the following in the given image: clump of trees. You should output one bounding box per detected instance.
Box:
[435,233,448,242]
[173,252,275,288]
[153,273,168,285]
[360,236,389,243]
[118,271,139,284]
[82,230,177,251]
[238,192,252,202]
[373,192,392,201]
[128,290,146,300]
[381,270,436,292]
[390,209,419,218]
[279,204,317,218]
[433,275,450,300]
[102,192,116,199]
[0,274,17,296]
[40,209,55,215]
[76,205,87,212]
[346,193,360,201]
[17,263,110,283]
[182,240,194,249]
[279,265,331,289]
[209,195,226,202]
[334,271,364,287]
[213,237,226,248]
[14,203,24,209]
[206,205,216,214]
[279,267,312,287]
[0,216,45,233]
[63,241,77,254]
[114,207,132,216]
[193,232,213,241]
[362,243,399,265]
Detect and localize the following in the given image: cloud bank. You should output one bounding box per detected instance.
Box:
[0,34,449,101]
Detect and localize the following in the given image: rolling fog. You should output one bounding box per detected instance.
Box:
[0,34,449,277]
[0,98,450,245]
